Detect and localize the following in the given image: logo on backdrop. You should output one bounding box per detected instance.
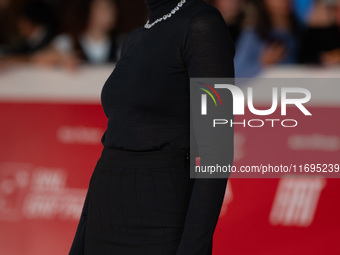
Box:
[0,162,86,222]
[269,177,326,226]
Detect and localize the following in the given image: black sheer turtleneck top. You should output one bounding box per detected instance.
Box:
[100,0,235,254]
[100,0,234,152]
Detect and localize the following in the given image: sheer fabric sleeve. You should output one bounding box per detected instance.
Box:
[176,9,234,255]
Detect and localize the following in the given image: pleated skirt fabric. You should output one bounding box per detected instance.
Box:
[83,146,193,255]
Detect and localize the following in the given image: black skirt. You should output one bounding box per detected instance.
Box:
[69,146,194,255]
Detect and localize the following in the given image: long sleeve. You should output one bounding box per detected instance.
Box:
[176,9,234,255]
[69,190,89,255]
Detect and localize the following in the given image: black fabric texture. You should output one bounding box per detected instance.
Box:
[69,0,234,254]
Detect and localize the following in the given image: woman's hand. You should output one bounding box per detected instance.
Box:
[31,48,81,71]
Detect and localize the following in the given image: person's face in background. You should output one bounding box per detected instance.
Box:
[214,0,243,23]
[0,0,9,10]
[88,0,118,33]
[17,17,37,39]
[307,0,339,26]
[264,0,292,18]
[337,1,340,25]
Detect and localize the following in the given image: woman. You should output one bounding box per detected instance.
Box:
[0,0,58,69]
[34,0,121,68]
[54,0,120,64]
[234,0,299,78]
[69,0,234,254]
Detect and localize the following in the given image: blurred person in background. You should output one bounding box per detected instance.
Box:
[0,0,14,54]
[37,0,122,68]
[213,0,246,43]
[293,0,314,25]
[298,0,340,65]
[0,0,58,68]
[234,0,300,77]
[337,1,340,24]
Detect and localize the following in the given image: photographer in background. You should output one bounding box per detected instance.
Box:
[234,0,300,77]
[298,0,340,65]
[0,0,58,69]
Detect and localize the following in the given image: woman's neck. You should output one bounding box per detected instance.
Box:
[145,0,188,23]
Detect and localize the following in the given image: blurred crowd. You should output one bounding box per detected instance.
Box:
[0,0,339,77]
[0,0,125,71]
[215,0,340,77]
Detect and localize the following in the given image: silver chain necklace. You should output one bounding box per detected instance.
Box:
[144,0,187,29]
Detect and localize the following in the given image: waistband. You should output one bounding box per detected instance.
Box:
[98,146,190,169]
